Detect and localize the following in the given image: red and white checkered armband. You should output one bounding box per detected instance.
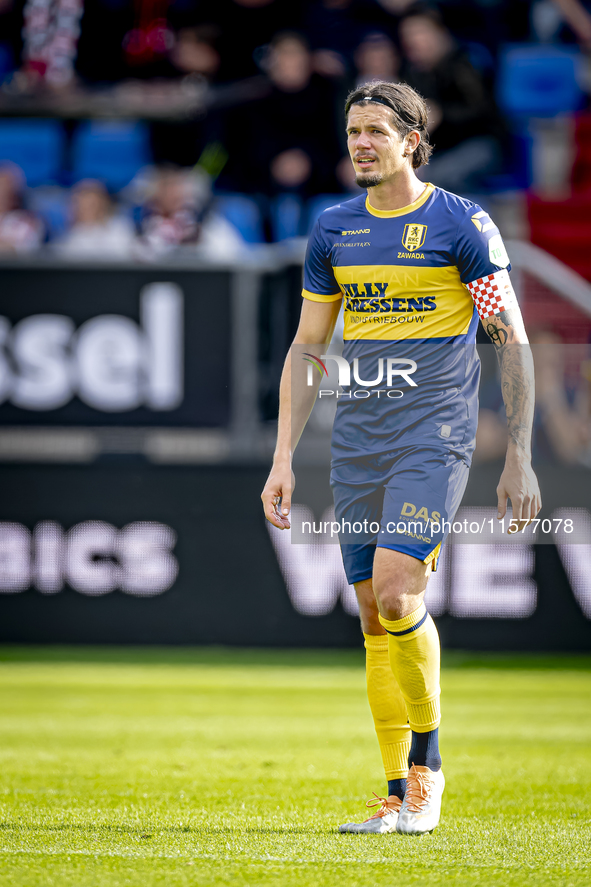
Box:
[465,269,518,320]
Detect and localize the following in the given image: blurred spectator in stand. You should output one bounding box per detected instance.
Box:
[423,1,530,56]
[54,180,135,260]
[335,31,401,197]
[136,166,244,259]
[531,329,591,465]
[305,0,386,81]
[553,0,591,47]
[221,32,342,205]
[305,0,353,82]
[263,31,340,196]
[16,0,84,92]
[170,25,222,82]
[473,331,591,465]
[354,31,401,85]
[150,25,225,170]
[197,0,301,83]
[0,163,44,253]
[376,0,416,10]
[533,0,591,48]
[399,6,504,193]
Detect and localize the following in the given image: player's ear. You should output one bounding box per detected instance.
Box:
[404,130,421,157]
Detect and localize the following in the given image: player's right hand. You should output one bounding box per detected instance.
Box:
[261,463,295,530]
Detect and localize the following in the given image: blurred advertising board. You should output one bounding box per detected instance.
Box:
[0,265,231,426]
[0,463,589,651]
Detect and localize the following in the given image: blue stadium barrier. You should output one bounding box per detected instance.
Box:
[497,45,584,117]
[215,194,264,243]
[0,119,64,186]
[72,121,151,190]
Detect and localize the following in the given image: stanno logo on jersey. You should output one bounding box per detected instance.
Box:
[402,223,427,251]
[342,228,370,235]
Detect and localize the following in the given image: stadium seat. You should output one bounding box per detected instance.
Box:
[484,124,534,192]
[28,187,70,240]
[71,121,151,191]
[271,194,304,241]
[306,194,342,233]
[497,45,584,118]
[528,190,591,282]
[215,194,264,243]
[0,119,64,186]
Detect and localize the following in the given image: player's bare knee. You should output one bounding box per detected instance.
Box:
[373,582,410,621]
[372,548,430,620]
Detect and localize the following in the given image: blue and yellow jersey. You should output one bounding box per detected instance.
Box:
[302,183,513,462]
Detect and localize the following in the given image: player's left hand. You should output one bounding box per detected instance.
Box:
[261,462,295,530]
[496,457,542,534]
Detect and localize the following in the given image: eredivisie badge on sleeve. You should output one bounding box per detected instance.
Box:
[402,224,427,252]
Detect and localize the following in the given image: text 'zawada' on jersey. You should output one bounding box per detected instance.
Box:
[300,183,517,462]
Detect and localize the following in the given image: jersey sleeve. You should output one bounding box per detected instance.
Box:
[302,219,342,303]
[455,206,518,320]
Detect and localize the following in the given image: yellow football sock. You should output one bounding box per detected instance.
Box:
[363,633,411,780]
[378,603,441,733]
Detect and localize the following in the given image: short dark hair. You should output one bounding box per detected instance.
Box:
[270,30,310,51]
[344,81,432,169]
[401,4,446,29]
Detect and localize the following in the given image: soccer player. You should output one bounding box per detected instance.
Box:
[261,81,541,835]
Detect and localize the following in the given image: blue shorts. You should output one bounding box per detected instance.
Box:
[331,446,470,585]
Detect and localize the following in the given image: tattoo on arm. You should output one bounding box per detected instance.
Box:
[486,323,507,346]
[484,310,534,455]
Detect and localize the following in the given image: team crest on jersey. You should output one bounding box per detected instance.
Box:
[402,223,427,252]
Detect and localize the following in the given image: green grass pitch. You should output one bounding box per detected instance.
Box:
[0,646,590,887]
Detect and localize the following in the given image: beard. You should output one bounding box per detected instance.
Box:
[355,171,382,188]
